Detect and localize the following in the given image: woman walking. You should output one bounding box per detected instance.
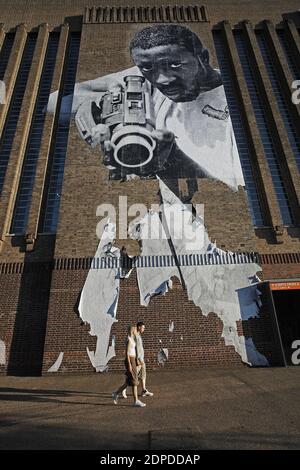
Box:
[112,325,146,407]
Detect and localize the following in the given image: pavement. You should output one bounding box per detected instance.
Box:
[0,366,300,450]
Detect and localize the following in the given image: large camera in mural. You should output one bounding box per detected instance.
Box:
[95,75,156,171]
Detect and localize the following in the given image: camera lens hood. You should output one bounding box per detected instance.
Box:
[110,125,156,168]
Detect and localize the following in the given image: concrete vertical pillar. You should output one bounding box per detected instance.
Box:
[263,21,300,125]
[221,21,283,236]
[0,23,27,138]
[0,24,5,106]
[26,24,70,246]
[0,24,5,50]
[242,21,300,220]
[284,19,300,76]
[0,23,49,251]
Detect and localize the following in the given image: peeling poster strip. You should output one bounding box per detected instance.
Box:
[47,352,64,372]
[158,348,169,366]
[0,81,5,105]
[0,339,6,365]
[134,180,269,367]
[79,220,119,372]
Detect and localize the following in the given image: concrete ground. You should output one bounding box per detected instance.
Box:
[0,367,300,450]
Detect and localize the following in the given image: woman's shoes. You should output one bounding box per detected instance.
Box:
[112,392,146,407]
[112,391,118,404]
[141,389,153,397]
[133,399,146,407]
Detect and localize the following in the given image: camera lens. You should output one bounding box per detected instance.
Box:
[117,143,150,166]
[111,126,156,168]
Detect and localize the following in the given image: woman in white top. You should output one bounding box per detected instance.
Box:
[112,325,146,407]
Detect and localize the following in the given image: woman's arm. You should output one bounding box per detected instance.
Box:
[126,339,133,373]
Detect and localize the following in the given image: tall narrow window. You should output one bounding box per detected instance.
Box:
[213,30,265,227]
[0,34,37,194]
[0,33,15,81]
[40,32,81,233]
[256,30,300,172]
[10,33,60,234]
[277,29,300,80]
[235,30,294,225]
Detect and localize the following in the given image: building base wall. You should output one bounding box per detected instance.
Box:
[0,257,292,376]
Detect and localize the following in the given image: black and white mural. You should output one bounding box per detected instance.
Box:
[47,24,268,371]
[52,25,244,187]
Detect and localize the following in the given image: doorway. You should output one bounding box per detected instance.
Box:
[272,289,300,365]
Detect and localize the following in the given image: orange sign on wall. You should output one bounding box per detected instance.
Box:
[270,281,300,291]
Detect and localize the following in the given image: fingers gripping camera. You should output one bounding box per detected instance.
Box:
[76,76,157,172]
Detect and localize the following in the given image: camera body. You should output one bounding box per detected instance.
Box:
[98,75,156,170]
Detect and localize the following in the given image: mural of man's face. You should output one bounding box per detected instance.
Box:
[131,44,209,102]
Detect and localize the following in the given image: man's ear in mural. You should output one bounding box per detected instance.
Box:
[195,47,223,92]
[198,48,210,69]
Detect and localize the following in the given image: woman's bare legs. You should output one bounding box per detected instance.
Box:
[112,383,126,404]
[132,385,146,406]
[132,385,138,402]
[115,383,127,395]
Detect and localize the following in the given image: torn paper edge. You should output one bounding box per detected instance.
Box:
[47,352,64,372]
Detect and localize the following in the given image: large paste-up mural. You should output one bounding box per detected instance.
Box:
[47,24,268,371]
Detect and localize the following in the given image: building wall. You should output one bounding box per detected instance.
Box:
[0,261,286,376]
[0,0,300,30]
[0,1,299,375]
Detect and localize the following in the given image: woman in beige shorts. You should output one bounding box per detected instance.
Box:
[112,325,146,407]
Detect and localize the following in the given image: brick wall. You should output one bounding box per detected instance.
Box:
[0,262,52,376]
[261,259,300,280]
[0,0,300,30]
[41,261,288,374]
[43,268,245,374]
[0,255,296,375]
[0,0,300,376]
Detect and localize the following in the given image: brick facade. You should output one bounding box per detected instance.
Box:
[0,259,287,376]
[0,0,299,375]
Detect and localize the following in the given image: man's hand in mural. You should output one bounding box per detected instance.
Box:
[101,128,176,180]
[75,97,109,147]
[75,92,178,179]
[74,81,124,145]
[92,126,176,180]
[75,96,213,180]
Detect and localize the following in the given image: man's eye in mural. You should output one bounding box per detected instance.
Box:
[141,65,153,73]
[170,62,183,69]
[142,63,183,71]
